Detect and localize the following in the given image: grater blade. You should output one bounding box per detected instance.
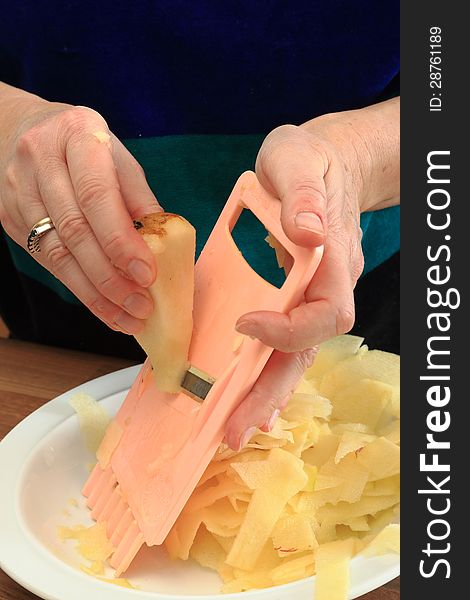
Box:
[180,365,215,402]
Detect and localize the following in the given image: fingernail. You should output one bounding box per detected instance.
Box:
[123,293,153,319]
[266,409,280,431]
[114,310,144,335]
[127,259,153,287]
[238,426,258,451]
[236,319,256,334]
[294,212,324,235]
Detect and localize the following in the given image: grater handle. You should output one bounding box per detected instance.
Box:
[215,171,323,303]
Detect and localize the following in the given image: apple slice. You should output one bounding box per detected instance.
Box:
[134,213,196,393]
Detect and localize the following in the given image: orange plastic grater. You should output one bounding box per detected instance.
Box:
[82,170,323,575]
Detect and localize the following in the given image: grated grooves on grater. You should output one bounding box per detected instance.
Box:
[83,464,146,573]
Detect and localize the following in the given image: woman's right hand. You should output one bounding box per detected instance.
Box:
[0,84,161,334]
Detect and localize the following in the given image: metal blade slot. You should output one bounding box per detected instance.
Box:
[181,365,215,402]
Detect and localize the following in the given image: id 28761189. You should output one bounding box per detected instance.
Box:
[429,26,443,112]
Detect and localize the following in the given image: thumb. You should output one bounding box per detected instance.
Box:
[255,125,328,248]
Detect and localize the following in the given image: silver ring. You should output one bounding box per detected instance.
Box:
[27,217,55,254]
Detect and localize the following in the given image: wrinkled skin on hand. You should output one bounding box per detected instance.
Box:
[0,102,162,334]
[224,123,368,450]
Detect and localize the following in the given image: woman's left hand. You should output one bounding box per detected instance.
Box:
[224,98,400,450]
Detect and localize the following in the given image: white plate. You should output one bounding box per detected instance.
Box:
[0,365,399,600]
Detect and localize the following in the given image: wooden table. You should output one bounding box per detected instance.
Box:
[0,338,399,599]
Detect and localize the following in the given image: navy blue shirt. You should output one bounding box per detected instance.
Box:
[2,1,399,137]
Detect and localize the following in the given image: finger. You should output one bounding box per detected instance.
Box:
[37,159,154,320]
[63,113,156,287]
[256,125,328,247]
[112,136,164,218]
[224,348,316,451]
[17,198,144,334]
[38,229,144,334]
[236,239,356,352]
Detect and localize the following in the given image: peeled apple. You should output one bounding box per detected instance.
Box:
[133,213,196,393]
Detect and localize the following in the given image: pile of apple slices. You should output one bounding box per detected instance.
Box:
[165,335,400,599]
